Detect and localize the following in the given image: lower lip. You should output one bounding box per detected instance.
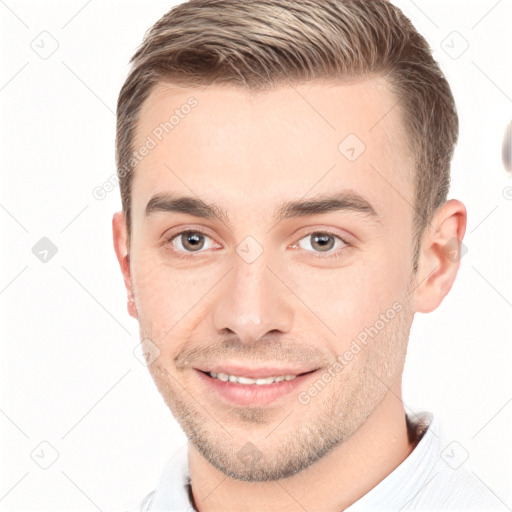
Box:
[194,369,318,406]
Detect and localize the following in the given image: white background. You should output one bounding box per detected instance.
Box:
[0,0,511,510]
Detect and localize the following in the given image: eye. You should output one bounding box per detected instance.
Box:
[162,228,351,260]
[164,229,218,256]
[293,231,350,258]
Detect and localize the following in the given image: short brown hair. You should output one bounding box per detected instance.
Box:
[116,0,458,272]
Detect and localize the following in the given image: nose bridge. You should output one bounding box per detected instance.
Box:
[212,250,294,342]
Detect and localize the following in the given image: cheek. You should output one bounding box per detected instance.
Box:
[285,257,407,347]
[130,254,221,342]
[131,256,185,328]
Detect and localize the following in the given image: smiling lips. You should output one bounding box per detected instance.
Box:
[194,363,320,406]
[207,371,300,385]
[194,363,318,380]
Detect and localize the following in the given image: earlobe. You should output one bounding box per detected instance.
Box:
[127,291,138,319]
[412,199,467,314]
[112,211,138,319]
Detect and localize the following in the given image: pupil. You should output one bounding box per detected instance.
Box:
[312,233,334,252]
[182,232,205,251]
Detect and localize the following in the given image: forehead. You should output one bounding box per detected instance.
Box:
[130,79,414,224]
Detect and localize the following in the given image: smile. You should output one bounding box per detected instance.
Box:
[195,368,318,406]
[207,371,299,385]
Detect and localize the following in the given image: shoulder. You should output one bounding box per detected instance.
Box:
[392,410,508,510]
[134,490,156,512]
[406,459,508,510]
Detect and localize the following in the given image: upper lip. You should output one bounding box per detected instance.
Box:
[194,363,319,379]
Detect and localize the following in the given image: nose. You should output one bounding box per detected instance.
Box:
[212,255,294,343]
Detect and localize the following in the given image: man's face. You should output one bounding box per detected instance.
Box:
[124,78,418,480]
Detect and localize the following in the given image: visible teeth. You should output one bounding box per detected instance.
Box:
[208,371,298,385]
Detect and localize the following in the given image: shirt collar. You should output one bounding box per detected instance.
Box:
[344,410,440,510]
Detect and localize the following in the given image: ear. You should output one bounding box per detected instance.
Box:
[112,211,138,319]
[412,199,467,313]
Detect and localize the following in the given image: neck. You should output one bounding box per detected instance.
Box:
[188,384,415,512]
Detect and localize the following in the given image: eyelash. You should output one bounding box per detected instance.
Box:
[162,229,352,261]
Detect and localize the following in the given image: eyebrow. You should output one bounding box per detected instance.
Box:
[144,191,380,227]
